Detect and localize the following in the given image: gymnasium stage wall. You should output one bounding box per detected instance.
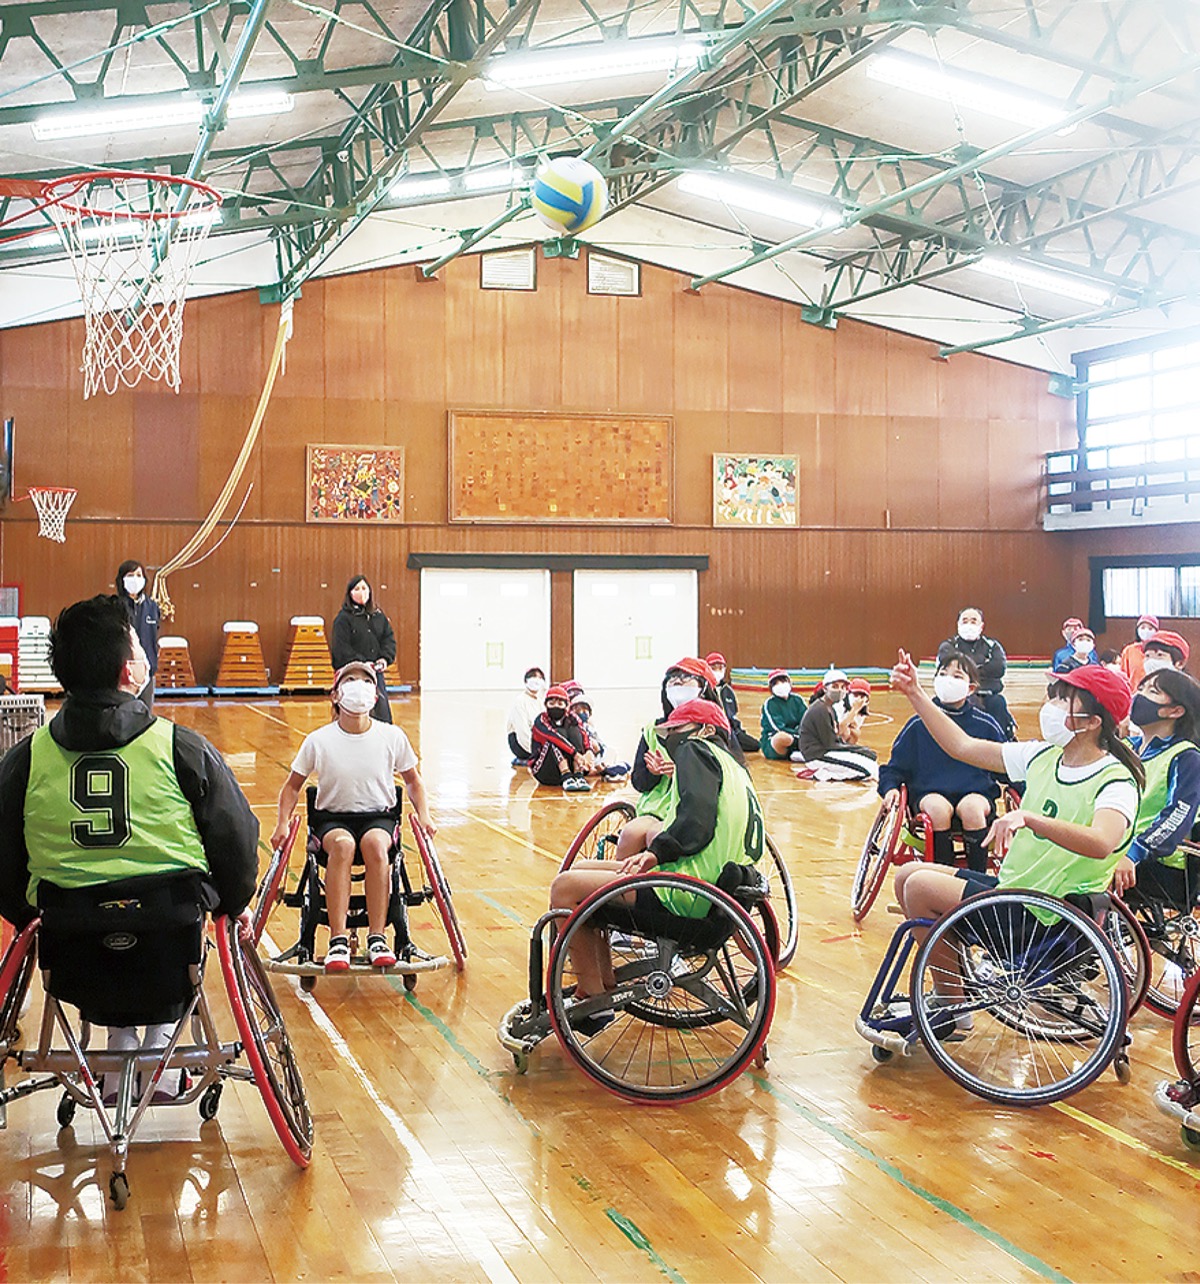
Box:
[0,251,1189,684]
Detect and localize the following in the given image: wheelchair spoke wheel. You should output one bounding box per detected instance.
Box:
[762,834,797,970]
[1173,967,1200,1084]
[852,791,903,921]
[217,918,313,1166]
[1101,895,1151,1016]
[1132,899,1200,1019]
[546,874,775,1104]
[409,816,467,970]
[251,816,300,946]
[559,801,636,872]
[911,890,1127,1107]
[0,920,37,1052]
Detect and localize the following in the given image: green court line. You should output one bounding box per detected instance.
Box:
[390,980,688,1284]
[749,1075,1072,1284]
[471,891,527,925]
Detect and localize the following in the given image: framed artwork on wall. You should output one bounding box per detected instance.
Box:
[306,444,405,523]
[713,454,799,527]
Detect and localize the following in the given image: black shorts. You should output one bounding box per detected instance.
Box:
[311,810,396,845]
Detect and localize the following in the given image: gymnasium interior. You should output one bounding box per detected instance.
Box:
[0,1,1197,1279]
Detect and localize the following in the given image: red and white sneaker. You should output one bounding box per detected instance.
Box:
[325,936,351,972]
[367,935,396,968]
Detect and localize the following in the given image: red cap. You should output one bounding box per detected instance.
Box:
[767,668,790,685]
[1055,665,1133,724]
[1062,617,1083,630]
[1137,614,1159,630]
[848,678,872,694]
[562,679,583,697]
[1146,630,1190,664]
[661,697,731,735]
[705,652,726,669]
[668,656,717,687]
[545,685,569,702]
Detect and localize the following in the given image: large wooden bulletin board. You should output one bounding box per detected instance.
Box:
[449,411,673,523]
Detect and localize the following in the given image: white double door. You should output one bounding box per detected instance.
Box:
[419,569,550,691]
[572,570,698,689]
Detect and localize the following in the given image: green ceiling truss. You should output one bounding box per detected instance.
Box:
[0,0,1193,341]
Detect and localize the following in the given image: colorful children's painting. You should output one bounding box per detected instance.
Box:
[713,454,798,526]
[306,445,405,524]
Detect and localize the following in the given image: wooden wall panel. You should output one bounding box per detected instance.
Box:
[281,279,327,399]
[673,288,728,413]
[780,309,836,414]
[832,414,887,527]
[194,293,266,397]
[727,293,782,413]
[133,393,198,520]
[886,416,938,529]
[69,392,133,520]
[835,322,889,417]
[561,264,617,410]
[988,418,1041,530]
[386,271,445,406]
[938,418,988,528]
[885,330,939,417]
[324,273,386,402]
[616,267,674,413]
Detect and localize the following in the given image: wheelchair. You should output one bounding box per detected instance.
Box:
[1153,966,1200,1151]
[498,866,777,1104]
[1118,841,1199,1019]
[558,799,798,970]
[0,872,312,1210]
[254,786,466,990]
[851,783,1012,922]
[855,887,1149,1106]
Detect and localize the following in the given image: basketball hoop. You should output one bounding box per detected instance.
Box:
[41,171,221,398]
[28,487,77,543]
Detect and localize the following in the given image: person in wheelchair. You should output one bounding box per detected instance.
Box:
[271,661,435,972]
[878,652,1006,873]
[887,655,1143,1034]
[0,595,260,1097]
[550,698,763,1031]
[1114,668,1200,909]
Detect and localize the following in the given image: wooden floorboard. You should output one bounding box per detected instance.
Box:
[1,686,1196,1282]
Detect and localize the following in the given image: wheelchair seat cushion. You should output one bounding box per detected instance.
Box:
[37,871,208,1026]
[595,864,762,953]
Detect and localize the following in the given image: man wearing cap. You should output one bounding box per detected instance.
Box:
[760,669,807,760]
[1053,618,1089,672]
[797,669,879,781]
[1144,630,1191,674]
[706,652,759,754]
[271,661,435,972]
[1118,615,1159,690]
[549,697,764,1013]
[529,685,593,793]
[1052,626,1099,674]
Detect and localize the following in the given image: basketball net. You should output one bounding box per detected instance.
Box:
[43,171,220,399]
[28,487,76,542]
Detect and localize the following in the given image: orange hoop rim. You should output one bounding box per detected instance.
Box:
[41,170,221,223]
[24,486,77,501]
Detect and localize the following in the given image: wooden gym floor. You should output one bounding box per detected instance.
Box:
[1,681,1195,1283]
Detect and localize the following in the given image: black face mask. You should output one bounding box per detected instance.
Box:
[1131,693,1170,729]
[547,706,567,723]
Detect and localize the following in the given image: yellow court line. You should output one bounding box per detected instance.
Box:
[455,808,564,865]
[1050,1099,1199,1177]
[244,703,301,733]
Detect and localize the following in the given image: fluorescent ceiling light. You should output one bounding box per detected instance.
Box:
[32,89,293,141]
[677,171,843,230]
[390,163,529,204]
[462,162,525,193]
[7,206,220,252]
[484,37,705,91]
[967,256,1111,307]
[389,174,454,201]
[867,49,1074,133]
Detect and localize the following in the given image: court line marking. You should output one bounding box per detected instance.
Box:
[750,1074,1072,1284]
[1049,1099,1200,1179]
[454,809,563,864]
[471,892,527,925]
[244,704,296,731]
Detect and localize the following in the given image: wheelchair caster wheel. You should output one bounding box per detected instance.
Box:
[56,1093,76,1128]
[1113,1054,1131,1085]
[754,1043,769,1070]
[1183,1125,1200,1152]
[300,976,317,993]
[109,1172,130,1210]
[199,1083,223,1121]
[403,973,418,992]
[512,1051,529,1075]
[871,1046,894,1064]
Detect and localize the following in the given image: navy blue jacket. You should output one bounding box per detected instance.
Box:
[121,593,160,673]
[1052,645,1098,673]
[878,701,1006,802]
[1130,734,1200,863]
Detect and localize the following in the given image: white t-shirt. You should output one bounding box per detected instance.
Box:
[1001,741,1138,824]
[292,719,418,813]
[506,690,541,754]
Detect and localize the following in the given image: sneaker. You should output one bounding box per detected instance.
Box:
[928,994,973,1041]
[367,935,396,968]
[795,766,818,780]
[602,763,630,780]
[570,1008,616,1037]
[789,751,805,762]
[511,756,529,767]
[563,775,592,793]
[325,936,351,972]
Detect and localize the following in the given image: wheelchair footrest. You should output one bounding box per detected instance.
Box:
[854,1014,918,1057]
[497,999,551,1055]
[1154,1079,1200,1132]
[264,953,449,977]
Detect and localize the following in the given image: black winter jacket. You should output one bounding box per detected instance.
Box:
[330,605,396,669]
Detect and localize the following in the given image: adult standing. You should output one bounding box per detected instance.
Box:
[936,606,1014,738]
[1118,614,1159,690]
[330,575,396,723]
[116,559,159,711]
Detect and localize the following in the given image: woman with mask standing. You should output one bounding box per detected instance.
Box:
[330,575,396,723]
[937,606,1014,738]
[1118,614,1159,690]
[115,559,159,710]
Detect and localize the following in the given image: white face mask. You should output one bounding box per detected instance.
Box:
[525,676,546,694]
[1074,639,1094,655]
[124,574,145,596]
[712,668,725,683]
[934,674,971,705]
[1137,625,1156,642]
[1143,656,1172,675]
[770,682,791,699]
[1039,702,1079,747]
[957,621,982,642]
[666,682,701,708]
[337,679,377,715]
